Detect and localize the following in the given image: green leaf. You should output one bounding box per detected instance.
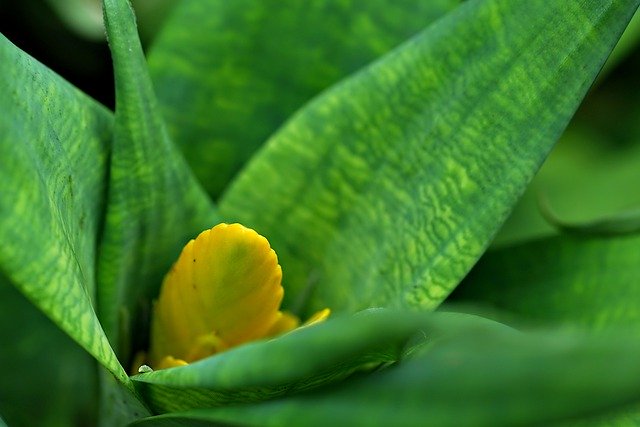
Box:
[493,120,640,246]
[569,405,640,427]
[538,198,640,236]
[0,34,127,384]
[98,369,152,426]
[600,9,640,77]
[98,0,219,361]
[453,120,640,420]
[147,0,462,198]
[131,323,640,427]
[220,0,640,316]
[0,275,97,427]
[132,310,510,413]
[494,11,640,248]
[452,232,640,330]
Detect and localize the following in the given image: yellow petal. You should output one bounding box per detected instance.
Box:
[265,309,331,339]
[156,356,189,370]
[265,311,301,337]
[303,308,331,326]
[150,223,284,367]
[185,332,228,361]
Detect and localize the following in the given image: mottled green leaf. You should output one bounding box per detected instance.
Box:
[132,310,509,413]
[130,324,640,427]
[98,0,219,361]
[0,34,127,384]
[0,275,97,427]
[452,232,640,330]
[220,0,640,316]
[148,0,462,198]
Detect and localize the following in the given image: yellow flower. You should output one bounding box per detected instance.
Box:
[148,223,329,370]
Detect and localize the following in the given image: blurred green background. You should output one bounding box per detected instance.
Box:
[0,0,177,109]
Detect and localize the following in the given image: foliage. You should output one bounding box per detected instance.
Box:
[1,0,640,426]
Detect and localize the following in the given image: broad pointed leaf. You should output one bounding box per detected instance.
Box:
[220,0,640,316]
[148,0,463,198]
[132,310,511,413]
[98,0,219,361]
[131,323,640,427]
[0,34,127,384]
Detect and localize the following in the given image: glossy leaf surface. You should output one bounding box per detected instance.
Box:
[133,311,509,413]
[131,322,640,427]
[220,0,640,316]
[0,34,127,383]
[148,0,463,197]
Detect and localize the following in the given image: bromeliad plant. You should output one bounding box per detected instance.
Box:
[3,0,640,426]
